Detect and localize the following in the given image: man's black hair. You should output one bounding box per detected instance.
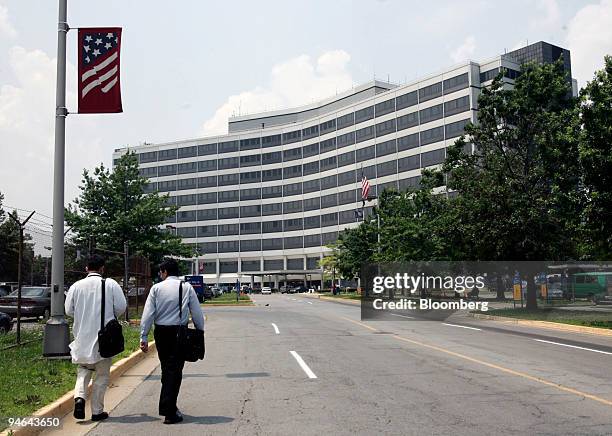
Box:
[159,258,179,276]
[87,254,106,271]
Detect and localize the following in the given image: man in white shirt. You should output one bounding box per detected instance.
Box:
[140,258,204,424]
[65,254,127,422]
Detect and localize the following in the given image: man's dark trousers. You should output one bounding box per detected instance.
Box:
[154,325,185,417]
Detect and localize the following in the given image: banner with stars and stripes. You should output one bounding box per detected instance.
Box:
[77,27,122,113]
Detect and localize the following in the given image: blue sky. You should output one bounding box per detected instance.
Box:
[0,0,611,249]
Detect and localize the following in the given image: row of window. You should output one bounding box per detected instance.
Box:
[191,231,341,254]
[194,257,321,274]
[142,119,469,192]
[479,67,521,83]
[137,77,471,164]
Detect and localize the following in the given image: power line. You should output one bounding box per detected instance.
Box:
[3,205,54,222]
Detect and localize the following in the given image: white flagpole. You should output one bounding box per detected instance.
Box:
[43,0,71,358]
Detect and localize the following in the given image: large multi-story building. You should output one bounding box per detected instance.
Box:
[113,41,573,289]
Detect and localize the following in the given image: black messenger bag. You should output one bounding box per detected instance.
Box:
[98,278,125,358]
[177,281,205,362]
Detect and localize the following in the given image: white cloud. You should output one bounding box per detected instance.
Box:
[0,4,17,39]
[566,0,612,87]
[530,0,561,31]
[450,36,476,63]
[200,50,354,135]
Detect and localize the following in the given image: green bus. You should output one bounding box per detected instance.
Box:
[568,272,612,301]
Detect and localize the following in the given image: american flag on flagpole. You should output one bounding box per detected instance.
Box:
[361,173,371,200]
[78,27,123,113]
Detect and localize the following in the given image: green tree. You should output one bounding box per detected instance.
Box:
[443,60,581,308]
[65,151,191,266]
[578,56,612,260]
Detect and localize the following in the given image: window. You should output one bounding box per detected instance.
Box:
[444,95,470,117]
[158,149,177,161]
[139,151,157,163]
[263,238,283,250]
[201,260,216,273]
[219,243,239,254]
[218,174,239,186]
[304,197,320,211]
[355,126,375,143]
[419,104,443,124]
[420,126,444,145]
[218,157,239,169]
[283,164,302,179]
[240,188,261,201]
[283,200,303,213]
[322,231,339,244]
[283,182,302,196]
[177,210,196,222]
[302,125,319,140]
[321,212,338,227]
[240,205,261,218]
[262,185,282,199]
[240,222,261,234]
[303,160,319,175]
[282,130,301,144]
[319,119,336,134]
[338,169,356,186]
[264,259,283,269]
[262,168,282,181]
[178,146,197,159]
[479,68,499,83]
[197,208,217,221]
[262,134,281,148]
[399,176,421,190]
[443,73,469,94]
[303,179,320,193]
[320,156,337,171]
[445,118,470,139]
[362,165,376,180]
[338,151,355,167]
[375,99,395,117]
[421,148,446,167]
[197,225,217,237]
[198,242,217,254]
[397,112,419,131]
[339,189,356,205]
[262,203,282,216]
[321,174,337,190]
[158,164,177,176]
[158,180,176,192]
[284,218,303,231]
[304,215,320,228]
[379,180,398,193]
[356,145,375,162]
[139,166,157,177]
[176,178,197,191]
[320,137,336,153]
[240,171,261,184]
[176,226,196,238]
[218,224,239,236]
[376,119,396,137]
[284,236,303,249]
[218,207,239,219]
[177,194,197,206]
[198,175,217,188]
[262,220,283,233]
[165,196,176,206]
[306,256,320,269]
[218,140,239,153]
[376,139,397,157]
[397,133,419,151]
[240,154,261,167]
[355,106,374,124]
[337,113,354,130]
[144,182,157,193]
[240,137,260,151]
[262,151,282,165]
[283,147,302,161]
[218,190,239,202]
[303,142,319,158]
[337,132,356,148]
[178,162,198,174]
[287,258,304,270]
[339,210,356,224]
[198,159,217,172]
[198,143,217,156]
[396,91,418,110]
[377,160,397,177]
[242,260,260,271]
[419,82,442,102]
[240,240,262,252]
[398,155,420,172]
[321,193,338,208]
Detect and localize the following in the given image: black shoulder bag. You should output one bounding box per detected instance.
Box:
[177,281,205,362]
[98,279,125,358]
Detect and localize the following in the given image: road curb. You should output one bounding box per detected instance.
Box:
[0,342,157,436]
[468,313,612,337]
[302,294,361,306]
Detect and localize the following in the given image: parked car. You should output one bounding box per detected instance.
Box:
[261,286,272,295]
[202,287,214,300]
[294,286,308,293]
[0,283,17,298]
[0,312,12,334]
[0,287,51,319]
[280,286,295,294]
[211,287,222,297]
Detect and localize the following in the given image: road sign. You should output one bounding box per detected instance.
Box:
[184,275,204,300]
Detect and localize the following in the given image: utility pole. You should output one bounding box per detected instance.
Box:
[9,211,35,344]
[124,240,129,321]
[43,0,71,358]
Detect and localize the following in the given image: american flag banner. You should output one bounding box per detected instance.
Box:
[78,27,122,113]
[361,173,371,200]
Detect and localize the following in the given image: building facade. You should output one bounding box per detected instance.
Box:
[113,41,572,288]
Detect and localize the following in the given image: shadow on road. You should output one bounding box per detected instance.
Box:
[133,372,271,380]
[88,413,158,424]
[181,415,234,425]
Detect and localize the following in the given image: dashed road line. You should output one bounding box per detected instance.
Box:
[442,323,482,331]
[290,351,317,379]
[390,313,413,319]
[533,339,612,355]
[271,323,280,334]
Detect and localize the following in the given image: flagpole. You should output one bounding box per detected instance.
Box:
[43,0,71,358]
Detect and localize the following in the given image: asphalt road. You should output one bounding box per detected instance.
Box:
[88,294,612,436]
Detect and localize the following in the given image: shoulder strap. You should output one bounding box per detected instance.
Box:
[101,278,106,330]
[178,281,183,321]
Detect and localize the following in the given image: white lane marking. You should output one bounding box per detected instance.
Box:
[290,351,318,379]
[306,301,313,305]
[390,313,414,319]
[442,323,482,331]
[533,339,612,356]
[291,298,297,301]
[271,323,280,334]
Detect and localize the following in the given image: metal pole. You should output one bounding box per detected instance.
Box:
[124,241,129,321]
[43,0,71,358]
[16,226,23,344]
